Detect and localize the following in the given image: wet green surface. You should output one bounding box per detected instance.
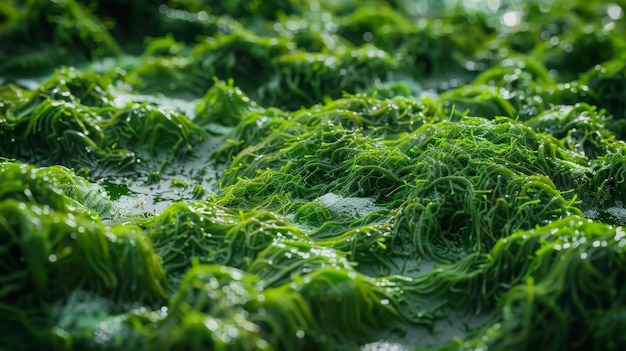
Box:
[1,0,626,350]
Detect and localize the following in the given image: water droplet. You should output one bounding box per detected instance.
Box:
[501,11,521,27]
[608,4,623,20]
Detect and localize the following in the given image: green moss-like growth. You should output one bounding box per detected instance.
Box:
[0,162,167,348]
[0,89,114,167]
[154,264,417,351]
[0,161,113,219]
[216,95,586,263]
[146,201,308,282]
[445,217,626,350]
[38,66,116,107]
[581,57,626,138]
[2,0,626,350]
[124,28,294,97]
[260,45,400,109]
[524,103,617,158]
[0,0,120,76]
[588,150,626,207]
[0,68,210,169]
[100,101,207,157]
[195,78,260,127]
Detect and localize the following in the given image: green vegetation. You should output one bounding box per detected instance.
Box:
[1,0,626,350]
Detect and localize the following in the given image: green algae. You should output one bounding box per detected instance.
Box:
[1,0,626,350]
[445,217,626,350]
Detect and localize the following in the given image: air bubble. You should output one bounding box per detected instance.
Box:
[608,4,623,20]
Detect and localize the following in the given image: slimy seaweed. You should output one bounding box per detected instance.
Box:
[1,96,116,167]
[261,45,400,109]
[217,107,585,262]
[2,0,626,350]
[39,67,116,107]
[0,0,120,76]
[124,28,293,98]
[0,161,166,303]
[99,101,207,157]
[0,70,133,169]
[525,103,617,158]
[0,161,111,219]
[159,264,419,351]
[581,57,626,138]
[146,201,308,282]
[0,67,213,171]
[0,200,167,348]
[195,78,260,127]
[446,217,626,350]
[588,150,626,207]
[440,85,518,120]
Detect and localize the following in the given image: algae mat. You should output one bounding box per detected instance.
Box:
[1,0,626,350]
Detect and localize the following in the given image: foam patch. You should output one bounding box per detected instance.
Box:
[317,192,382,219]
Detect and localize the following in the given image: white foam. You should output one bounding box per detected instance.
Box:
[361,341,408,351]
[109,194,148,218]
[584,201,626,225]
[317,192,382,219]
[604,204,626,225]
[52,290,129,347]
